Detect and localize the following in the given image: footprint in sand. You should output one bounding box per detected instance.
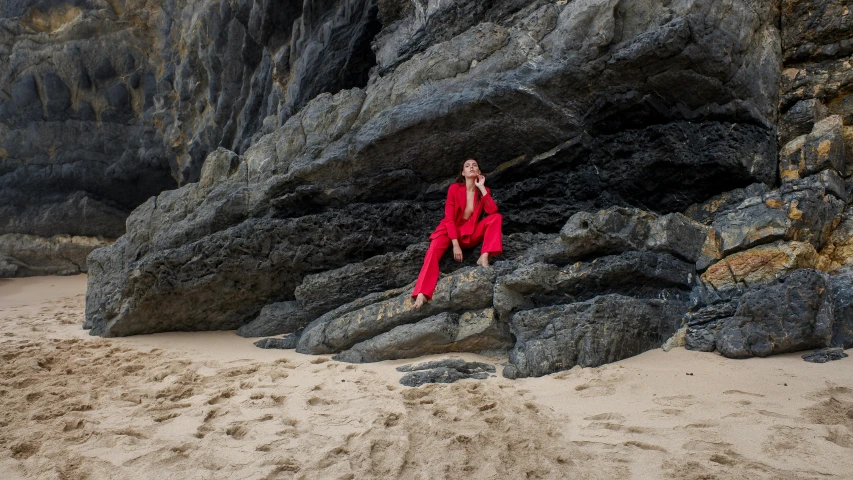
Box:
[652,395,697,408]
[583,413,626,423]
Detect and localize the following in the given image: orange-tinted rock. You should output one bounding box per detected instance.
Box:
[701,241,818,291]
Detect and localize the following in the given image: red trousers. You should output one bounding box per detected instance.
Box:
[412,214,503,299]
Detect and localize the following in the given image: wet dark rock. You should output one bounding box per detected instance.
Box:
[802,348,848,364]
[253,334,299,350]
[237,301,314,338]
[504,295,688,379]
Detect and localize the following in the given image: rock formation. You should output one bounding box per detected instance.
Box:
[0,0,847,376]
[0,0,381,275]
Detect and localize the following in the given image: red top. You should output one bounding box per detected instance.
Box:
[430,183,499,240]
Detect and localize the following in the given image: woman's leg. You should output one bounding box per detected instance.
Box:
[469,214,503,266]
[412,234,451,303]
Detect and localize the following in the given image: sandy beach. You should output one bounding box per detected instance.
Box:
[1,275,852,479]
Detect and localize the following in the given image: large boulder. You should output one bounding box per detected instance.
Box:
[236,301,314,338]
[503,294,688,379]
[296,266,501,355]
[333,308,511,363]
[715,269,833,358]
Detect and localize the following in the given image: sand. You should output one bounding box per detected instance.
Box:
[1,275,852,479]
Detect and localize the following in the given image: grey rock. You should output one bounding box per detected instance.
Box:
[829,268,853,349]
[558,208,714,265]
[778,99,829,146]
[0,234,112,277]
[297,266,499,354]
[397,359,495,373]
[684,300,739,352]
[399,368,489,388]
[715,269,834,359]
[397,359,496,387]
[711,173,845,256]
[85,0,782,336]
[505,294,688,378]
[237,301,314,338]
[333,308,511,363]
[779,115,847,182]
[802,348,848,364]
[253,334,300,350]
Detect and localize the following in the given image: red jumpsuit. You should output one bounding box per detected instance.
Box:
[411,182,503,299]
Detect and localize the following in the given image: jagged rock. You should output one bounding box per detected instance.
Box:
[253,334,300,350]
[701,241,818,292]
[778,99,830,146]
[237,301,313,338]
[1,0,383,276]
[710,173,845,258]
[829,268,853,349]
[817,206,853,273]
[802,348,848,364]
[554,251,695,300]
[333,308,510,363]
[397,360,495,387]
[558,207,716,267]
[503,294,688,379]
[684,300,740,352]
[715,269,833,359]
[0,234,112,277]
[779,115,847,182]
[297,267,500,355]
[781,0,853,64]
[683,184,772,226]
[85,0,782,336]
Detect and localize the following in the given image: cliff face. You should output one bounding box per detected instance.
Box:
[8,0,853,373]
[0,0,380,276]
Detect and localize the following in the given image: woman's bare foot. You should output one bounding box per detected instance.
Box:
[477,253,490,267]
[413,293,428,309]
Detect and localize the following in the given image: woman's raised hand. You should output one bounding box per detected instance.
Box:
[475,174,486,188]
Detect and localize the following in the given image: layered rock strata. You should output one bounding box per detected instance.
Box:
[0,0,382,276]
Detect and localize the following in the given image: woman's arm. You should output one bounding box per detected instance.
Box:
[475,176,498,215]
[443,185,459,240]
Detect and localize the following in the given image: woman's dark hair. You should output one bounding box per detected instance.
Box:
[455,158,479,183]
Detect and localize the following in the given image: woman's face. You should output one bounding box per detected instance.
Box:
[462,159,480,178]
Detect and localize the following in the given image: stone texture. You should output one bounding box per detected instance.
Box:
[701,241,818,292]
[0,0,383,276]
[503,294,688,379]
[396,359,495,387]
[779,115,847,182]
[85,0,783,336]
[333,308,511,363]
[817,207,853,273]
[253,334,300,350]
[829,268,853,349]
[237,301,313,338]
[0,233,112,277]
[558,207,715,266]
[715,269,834,359]
[296,267,500,355]
[778,99,830,146]
[802,348,849,363]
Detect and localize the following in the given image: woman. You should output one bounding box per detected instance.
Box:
[412,158,503,309]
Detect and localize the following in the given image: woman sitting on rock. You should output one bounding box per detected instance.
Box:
[412,158,503,309]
